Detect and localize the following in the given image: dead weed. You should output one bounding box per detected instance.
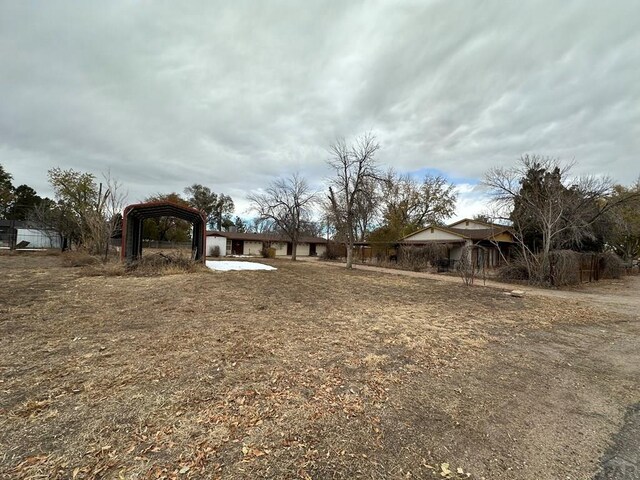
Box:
[0,254,631,480]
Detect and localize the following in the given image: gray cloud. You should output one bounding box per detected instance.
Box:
[1,0,638,218]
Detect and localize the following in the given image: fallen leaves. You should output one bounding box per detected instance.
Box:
[241,445,269,459]
[1,254,615,479]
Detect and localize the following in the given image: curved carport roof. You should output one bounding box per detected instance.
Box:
[121,201,207,263]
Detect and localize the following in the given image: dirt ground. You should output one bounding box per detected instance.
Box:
[1,253,638,479]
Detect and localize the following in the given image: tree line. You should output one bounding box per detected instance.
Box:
[0,165,242,254]
[2,136,639,271]
[484,154,640,282]
[249,133,459,266]
[249,134,640,271]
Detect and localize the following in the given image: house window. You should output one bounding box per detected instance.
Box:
[430,227,434,233]
[465,221,469,226]
[226,239,232,255]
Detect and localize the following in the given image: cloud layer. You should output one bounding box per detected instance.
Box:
[1,1,638,218]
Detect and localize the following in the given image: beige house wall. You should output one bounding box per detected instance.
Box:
[271,242,288,256]
[206,236,228,256]
[449,220,489,230]
[206,236,327,257]
[295,243,310,257]
[243,241,264,256]
[404,227,465,242]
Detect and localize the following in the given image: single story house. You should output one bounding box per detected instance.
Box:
[206,230,328,257]
[0,219,62,250]
[400,218,514,268]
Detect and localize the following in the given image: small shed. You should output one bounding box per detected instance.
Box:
[121,201,207,263]
[0,220,61,250]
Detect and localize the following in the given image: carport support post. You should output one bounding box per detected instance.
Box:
[136,218,143,260]
[121,212,143,263]
[192,220,206,262]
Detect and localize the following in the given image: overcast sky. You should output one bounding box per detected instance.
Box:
[1,1,639,220]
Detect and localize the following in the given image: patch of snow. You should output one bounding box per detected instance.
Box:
[206,261,277,272]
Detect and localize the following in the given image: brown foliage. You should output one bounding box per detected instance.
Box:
[319,242,346,260]
[600,252,625,279]
[125,252,207,276]
[397,244,448,271]
[60,251,101,267]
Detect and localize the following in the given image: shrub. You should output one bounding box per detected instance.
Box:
[320,242,345,261]
[397,244,448,271]
[600,252,624,279]
[125,252,206,276]
[61,251,100,267]
[455,245,488,286]
[496,261,530,282]
[209,245,221,257]
[498,250,626,286]
[260,246,276,258]
[546,250,581,286]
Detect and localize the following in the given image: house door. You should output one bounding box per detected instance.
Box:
[286,242,293,255]
[309,243,317,256]
[231,240,243,255]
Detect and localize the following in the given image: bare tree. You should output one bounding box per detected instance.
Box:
[248,173,317,261]
[30,200,69,251]
[352,176,381,242]
[97,173,127,261]
[483,155,628,282]
[456,245,487,286]
[607,180,640,262]
[247,216,277,234]
[326,133,380,269]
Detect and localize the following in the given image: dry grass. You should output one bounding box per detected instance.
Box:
[73,252,207,277]
[0,255,636,479]
[60,251,102,267]
[122,252,207,277]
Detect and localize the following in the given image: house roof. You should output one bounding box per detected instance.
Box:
[207,230,328,244]
[449,227,511,240]
[401,224,513,243]
[399,225,464,243]
[447,218,507,229]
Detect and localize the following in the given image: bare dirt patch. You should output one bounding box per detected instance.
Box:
[1,255,638,479]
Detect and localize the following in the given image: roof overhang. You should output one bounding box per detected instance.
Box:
[400,239,466,244]
[401,225,470,241]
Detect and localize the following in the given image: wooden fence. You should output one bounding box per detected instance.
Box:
[579,253,603,283]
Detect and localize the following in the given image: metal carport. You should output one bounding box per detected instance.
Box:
[121,201,207,263]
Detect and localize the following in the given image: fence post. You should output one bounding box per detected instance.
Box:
[9,219,15,250]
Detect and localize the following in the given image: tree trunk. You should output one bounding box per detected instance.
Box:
[345,232,354,269]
